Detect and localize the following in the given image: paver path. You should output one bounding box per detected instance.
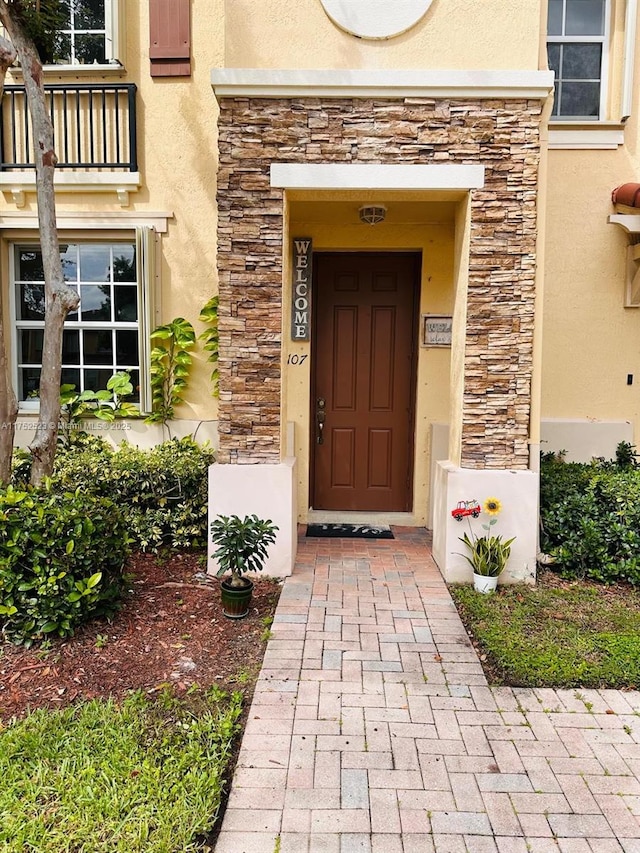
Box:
[215,528,640,853]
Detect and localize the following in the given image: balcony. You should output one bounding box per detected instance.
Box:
[0,83,139,206]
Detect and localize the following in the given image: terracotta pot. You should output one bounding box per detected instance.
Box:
[220,578,254,618]
[473,573,499,594]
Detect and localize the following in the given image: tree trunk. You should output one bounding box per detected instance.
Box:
[0,3,80,486]
[0,281,18,485]
[0,34,17,485]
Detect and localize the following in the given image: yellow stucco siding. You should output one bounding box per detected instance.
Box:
[542,149,639,424]
[539,0,640,450]
[0,0,225,423]
[224,0,542,71]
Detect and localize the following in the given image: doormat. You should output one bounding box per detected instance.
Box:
[306,523,394,539]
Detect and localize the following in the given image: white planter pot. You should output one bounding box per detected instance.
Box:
[473,573,499,594]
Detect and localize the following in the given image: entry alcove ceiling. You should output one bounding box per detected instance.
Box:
[287,191,459,226]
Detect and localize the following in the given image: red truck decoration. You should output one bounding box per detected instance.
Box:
[451,499,481,521]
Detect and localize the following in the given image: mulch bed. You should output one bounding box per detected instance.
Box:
[0,552,282,722]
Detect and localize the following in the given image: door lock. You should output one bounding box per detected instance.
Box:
[316,397,326,444]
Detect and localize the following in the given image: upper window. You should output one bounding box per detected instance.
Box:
[14,242,140,402]
[547,0,608,120]
[55,0,107,65]
[48,0,121,67]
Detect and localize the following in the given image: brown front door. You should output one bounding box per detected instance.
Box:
[311,252,419,512]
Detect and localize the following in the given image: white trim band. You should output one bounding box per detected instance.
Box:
[0,172,141,207]
[211,69,555,100]
[0,210,173,233]
[270,164,485,191]
[549,129,625,149]
[0,172,140,189]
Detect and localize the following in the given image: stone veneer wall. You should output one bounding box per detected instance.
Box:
[216,96,542,468]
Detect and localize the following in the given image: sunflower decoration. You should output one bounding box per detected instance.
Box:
[483,497,502,516]
[457,495,515,581]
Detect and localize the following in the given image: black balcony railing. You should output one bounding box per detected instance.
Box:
[0,83,137,172]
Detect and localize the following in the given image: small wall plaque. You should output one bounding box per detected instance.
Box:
[291,238,312,341]
[422,314,452,347]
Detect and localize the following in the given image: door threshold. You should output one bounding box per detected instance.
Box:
[307,509,423,526]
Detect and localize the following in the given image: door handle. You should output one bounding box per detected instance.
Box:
[316,397,326,444]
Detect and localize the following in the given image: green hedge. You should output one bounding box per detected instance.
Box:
[540,453,640,584]
[14,436,215,553]
[0,486,130,645]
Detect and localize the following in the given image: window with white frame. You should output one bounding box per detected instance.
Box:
[547,0,608,120]
[14,241,140,403]
[52,0,121,66]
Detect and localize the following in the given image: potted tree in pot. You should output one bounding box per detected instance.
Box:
[457,498,515,593]
[210,514,278,618]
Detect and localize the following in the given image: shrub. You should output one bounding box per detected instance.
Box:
[0,486,131,645]
[540,455,640,584]
[539,456,593,511]
[32,436,215,553]
[10,447,32,485]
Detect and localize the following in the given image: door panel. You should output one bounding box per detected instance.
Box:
[367,429,392,489]
[331,429,356,488]
[333,307,357,410]
[370,306,396,411]
[311,253,419,512]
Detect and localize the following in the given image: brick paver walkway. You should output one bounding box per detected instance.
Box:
[214,528,640,853]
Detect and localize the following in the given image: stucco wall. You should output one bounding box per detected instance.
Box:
[542,150,640,432]
[540,0,640,453]
[224,0,542,72]
[1,0,225,426]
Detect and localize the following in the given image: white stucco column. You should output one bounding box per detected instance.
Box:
[207,458,298,578]
[431,461,538,584]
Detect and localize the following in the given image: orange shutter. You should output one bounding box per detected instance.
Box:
[149,0,191,77]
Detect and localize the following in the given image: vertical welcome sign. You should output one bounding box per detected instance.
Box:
[291,238,312,341]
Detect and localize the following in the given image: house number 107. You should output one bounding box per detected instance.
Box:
[287,354,308,365]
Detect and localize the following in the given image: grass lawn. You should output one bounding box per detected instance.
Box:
[0,552,282,852]
[450,570,640,689]
[0,686,241,853]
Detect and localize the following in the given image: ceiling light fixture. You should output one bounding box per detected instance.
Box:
[359,204,387,225]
